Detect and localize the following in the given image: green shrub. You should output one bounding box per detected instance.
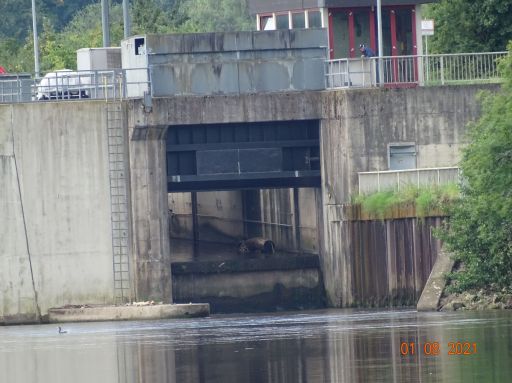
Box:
[354,183,460,219]
[439,45,512,292]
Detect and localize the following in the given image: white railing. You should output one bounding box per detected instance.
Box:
[325,58,376,89]
[0,68,151,103]
[422,52,506,85]
[358,167,460,195]
[326,52,508,89]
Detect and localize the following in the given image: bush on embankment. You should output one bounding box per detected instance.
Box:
[438,45,512,293]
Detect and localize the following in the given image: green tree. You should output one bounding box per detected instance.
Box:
[175,0,253,33]
[41,0,98,32]
[424,0,512,53]
[0,0,33,41]
[441,44,512,291]
[132,0,174,34]
[38,3,125,70]
[0,37,35,73]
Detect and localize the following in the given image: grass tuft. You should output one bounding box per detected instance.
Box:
[354,183,460,218]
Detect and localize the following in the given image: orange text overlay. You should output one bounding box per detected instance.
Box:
[400,341,477,356]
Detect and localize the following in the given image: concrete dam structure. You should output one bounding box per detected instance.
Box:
[0,83,493,323]
[0,29,498,323]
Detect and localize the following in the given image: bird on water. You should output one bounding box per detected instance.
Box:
[58,326,67,334]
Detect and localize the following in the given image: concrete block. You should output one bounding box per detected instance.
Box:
[289,28,329,49]
[47,303,210,323]
[190,62,240,95]
[150,64,180,96]
[292,59,326,90]
[253,30,292,50]
[232,31,254,51]
[417,248,455,311]
[147,34,184,55]
[252,62,292,92]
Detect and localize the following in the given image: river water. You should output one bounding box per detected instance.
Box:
[1,309,511,382]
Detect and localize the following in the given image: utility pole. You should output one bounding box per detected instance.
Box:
[31,0,40,78]
[101,0,110,47]
[376,0,383,86]
[123,0,131,39]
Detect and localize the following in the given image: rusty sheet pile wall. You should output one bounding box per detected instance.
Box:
[346,217,443,307]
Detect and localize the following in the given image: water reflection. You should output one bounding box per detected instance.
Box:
[1,310,511,382]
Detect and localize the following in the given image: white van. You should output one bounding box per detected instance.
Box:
[37,69,91,100]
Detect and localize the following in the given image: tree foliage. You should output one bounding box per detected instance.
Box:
[0,0,99,42]
[43,3,125,70]
[425,0,512,53]
[0,0,253,73]
[175,0,252,33]
[440,44,512,291]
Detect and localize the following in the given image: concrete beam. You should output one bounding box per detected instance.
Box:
[417,248,455,311]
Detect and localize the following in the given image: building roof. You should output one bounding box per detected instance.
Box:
[248,0,436,15]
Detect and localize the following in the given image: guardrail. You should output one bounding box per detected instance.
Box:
[0,68,151,103]
[326,51,508,89]
[358,167,460,195]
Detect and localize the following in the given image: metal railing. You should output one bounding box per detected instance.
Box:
[358,167,460,195]
[422,52,506,85]
[0,68,151,103]
[326,51,508,89]
[325,58,376,88]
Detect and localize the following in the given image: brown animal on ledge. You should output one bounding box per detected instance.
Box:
[238,237,275,257]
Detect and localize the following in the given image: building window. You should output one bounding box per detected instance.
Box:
[388,143,416,170]
[276,14,290,30]
[260,15,275,30]
[308,10,322,28]
[292,12,306,29]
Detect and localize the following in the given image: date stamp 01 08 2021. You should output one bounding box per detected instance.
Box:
[400,341,478,356]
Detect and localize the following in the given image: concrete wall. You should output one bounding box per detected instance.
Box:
[168,188,320,261]
[129,84,496,309]
[168,191,245,262]
[319,85,496,306]
[0,84,497,321]
[122,29,328,97]
[320,85,491,206]
[128,124,172,302]
[172,256,325,313]
[259,188,320,253]
[0,102,114,323]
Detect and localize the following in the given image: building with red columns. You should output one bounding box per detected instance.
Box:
[247,1,435,59]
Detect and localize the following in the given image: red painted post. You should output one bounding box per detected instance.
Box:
[390,9,398,83]
[348,11,355,58]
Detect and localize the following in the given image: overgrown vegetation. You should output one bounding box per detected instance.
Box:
[0,0,252,73]
[424,0,512,53]
[353,183,460,219]
[439,45,512,292]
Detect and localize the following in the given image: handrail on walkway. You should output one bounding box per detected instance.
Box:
[358,167,460,195]
[326,51,508,89]
[1,51,508,103]
[0,68,151,103]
